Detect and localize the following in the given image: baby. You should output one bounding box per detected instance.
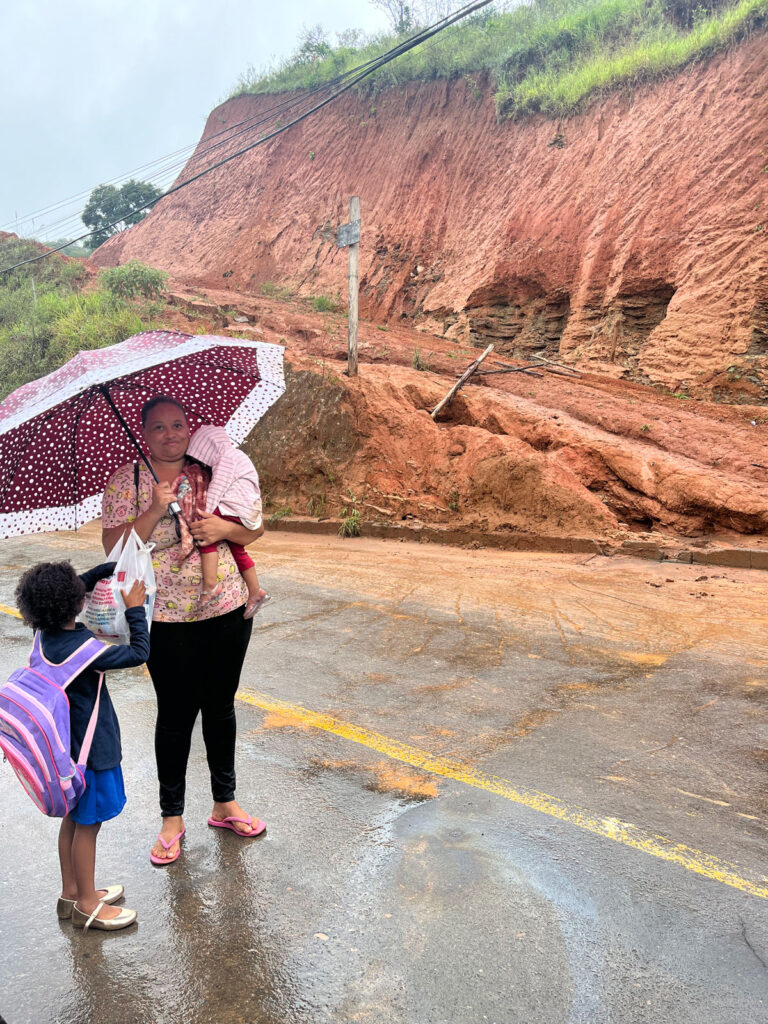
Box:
[187,425,269,619]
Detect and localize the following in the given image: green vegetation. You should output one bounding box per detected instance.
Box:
[311,293,342,313]
[83,179,163,248]
[261,281,294,300]
[100,260,168,301]
[232,0,768,119]
[44,237,94,258]
[269,505,293,521]
[339,490,362,537]
[411,347,431,371]
[0,238,160,398]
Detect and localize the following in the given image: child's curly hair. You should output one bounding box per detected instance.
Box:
[15,561,86,632]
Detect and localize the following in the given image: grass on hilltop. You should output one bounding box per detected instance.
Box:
[232,0,768,119]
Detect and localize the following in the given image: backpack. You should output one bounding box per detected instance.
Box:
[0,632,106,817]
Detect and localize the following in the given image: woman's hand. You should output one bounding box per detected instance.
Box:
[121,580,147,608]
[188,509,229,547]
[149,480,176,517]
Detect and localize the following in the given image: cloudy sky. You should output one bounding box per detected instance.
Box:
[0,1,389,242]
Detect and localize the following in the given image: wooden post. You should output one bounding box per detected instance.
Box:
[347,196,360,377]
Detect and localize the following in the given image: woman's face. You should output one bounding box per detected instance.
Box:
[142,403,190,463]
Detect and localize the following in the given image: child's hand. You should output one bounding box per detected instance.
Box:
[121,580,147,608]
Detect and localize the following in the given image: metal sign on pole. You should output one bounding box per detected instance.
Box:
[337,196,361,377]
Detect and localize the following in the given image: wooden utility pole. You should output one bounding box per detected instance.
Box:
[337,196,361,377]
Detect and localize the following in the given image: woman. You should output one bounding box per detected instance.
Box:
[102,395,265,865]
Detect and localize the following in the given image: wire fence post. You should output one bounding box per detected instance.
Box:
[347,196,360,377]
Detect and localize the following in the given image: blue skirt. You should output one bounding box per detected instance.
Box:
[70,765,126,825]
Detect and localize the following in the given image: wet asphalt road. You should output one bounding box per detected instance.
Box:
[1,527,768,1024]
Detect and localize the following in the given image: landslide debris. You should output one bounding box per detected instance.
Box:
[157,284,768,551]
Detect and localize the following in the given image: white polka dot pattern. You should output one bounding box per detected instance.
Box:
[0,330,285,540]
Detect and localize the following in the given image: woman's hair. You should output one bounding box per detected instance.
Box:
[15,561,86,632]
[140,395,187,428]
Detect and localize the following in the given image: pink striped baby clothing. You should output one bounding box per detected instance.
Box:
[186,426,263,529]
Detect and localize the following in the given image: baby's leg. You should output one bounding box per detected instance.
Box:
[241,565,261,597]
[199,548,220,593]
[197,511,224,605]
[216,515,270,617]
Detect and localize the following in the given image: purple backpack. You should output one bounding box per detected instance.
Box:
[0,632,106,816]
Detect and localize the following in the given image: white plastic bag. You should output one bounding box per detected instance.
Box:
[81,530,156,642]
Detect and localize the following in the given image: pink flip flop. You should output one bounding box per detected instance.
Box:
[207,815,266,838]
[149,827,186,865]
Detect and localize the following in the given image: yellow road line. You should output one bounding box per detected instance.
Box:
[0,602,763,899]
[237,690,768,902]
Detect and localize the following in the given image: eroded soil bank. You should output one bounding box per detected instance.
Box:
[94,34,768,393]
[152,284,768,553]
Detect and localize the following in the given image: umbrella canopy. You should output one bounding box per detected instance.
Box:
[0,329,285,539]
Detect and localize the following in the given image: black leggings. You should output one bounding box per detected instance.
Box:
[147,607,253,817]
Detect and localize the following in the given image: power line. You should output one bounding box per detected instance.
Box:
[2,23,429,237]
[1,0,496,275]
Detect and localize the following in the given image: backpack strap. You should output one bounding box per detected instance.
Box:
[29,632,106,688]
[76,672,104,769]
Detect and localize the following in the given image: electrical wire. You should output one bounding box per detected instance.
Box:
[1,0,496,274]
[1,22,429,237]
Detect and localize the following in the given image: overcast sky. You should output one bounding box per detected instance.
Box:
[0,1,389,241]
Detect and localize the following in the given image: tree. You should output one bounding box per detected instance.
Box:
[82,179,162,248]
[369,0,414,33]
[293,24,333,65]
[370,0,470,31]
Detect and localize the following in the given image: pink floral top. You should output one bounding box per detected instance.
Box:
[102,461,248,623]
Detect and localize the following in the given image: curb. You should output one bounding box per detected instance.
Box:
[266,517,608,555]
[674,548,768,570]
[265,518,768,571]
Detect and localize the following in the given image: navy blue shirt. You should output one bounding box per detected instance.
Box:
[39,563,150,771]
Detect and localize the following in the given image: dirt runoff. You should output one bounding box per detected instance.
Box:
[149,284,768,553]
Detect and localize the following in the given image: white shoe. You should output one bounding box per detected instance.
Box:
[72,899,137,932]
[57,884,124,919]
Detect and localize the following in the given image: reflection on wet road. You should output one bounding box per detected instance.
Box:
[1,527,767,1023]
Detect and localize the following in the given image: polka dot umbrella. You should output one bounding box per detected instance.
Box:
[0,329,285,539]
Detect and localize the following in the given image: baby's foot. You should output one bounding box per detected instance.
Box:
[244,589,270,619]
[198,582,223,608]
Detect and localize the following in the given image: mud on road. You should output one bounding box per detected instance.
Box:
[1,526,768,1023]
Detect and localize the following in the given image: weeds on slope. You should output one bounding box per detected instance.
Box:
[231,0,768,119]
[0,238,163,398]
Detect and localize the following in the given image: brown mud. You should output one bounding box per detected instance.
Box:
[148,282,768,551]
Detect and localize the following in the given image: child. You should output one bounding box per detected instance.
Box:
[14,560,150,933]
[186,425,269,619]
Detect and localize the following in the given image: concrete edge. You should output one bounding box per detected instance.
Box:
[264,518,768,571]
[266,517,611,556]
